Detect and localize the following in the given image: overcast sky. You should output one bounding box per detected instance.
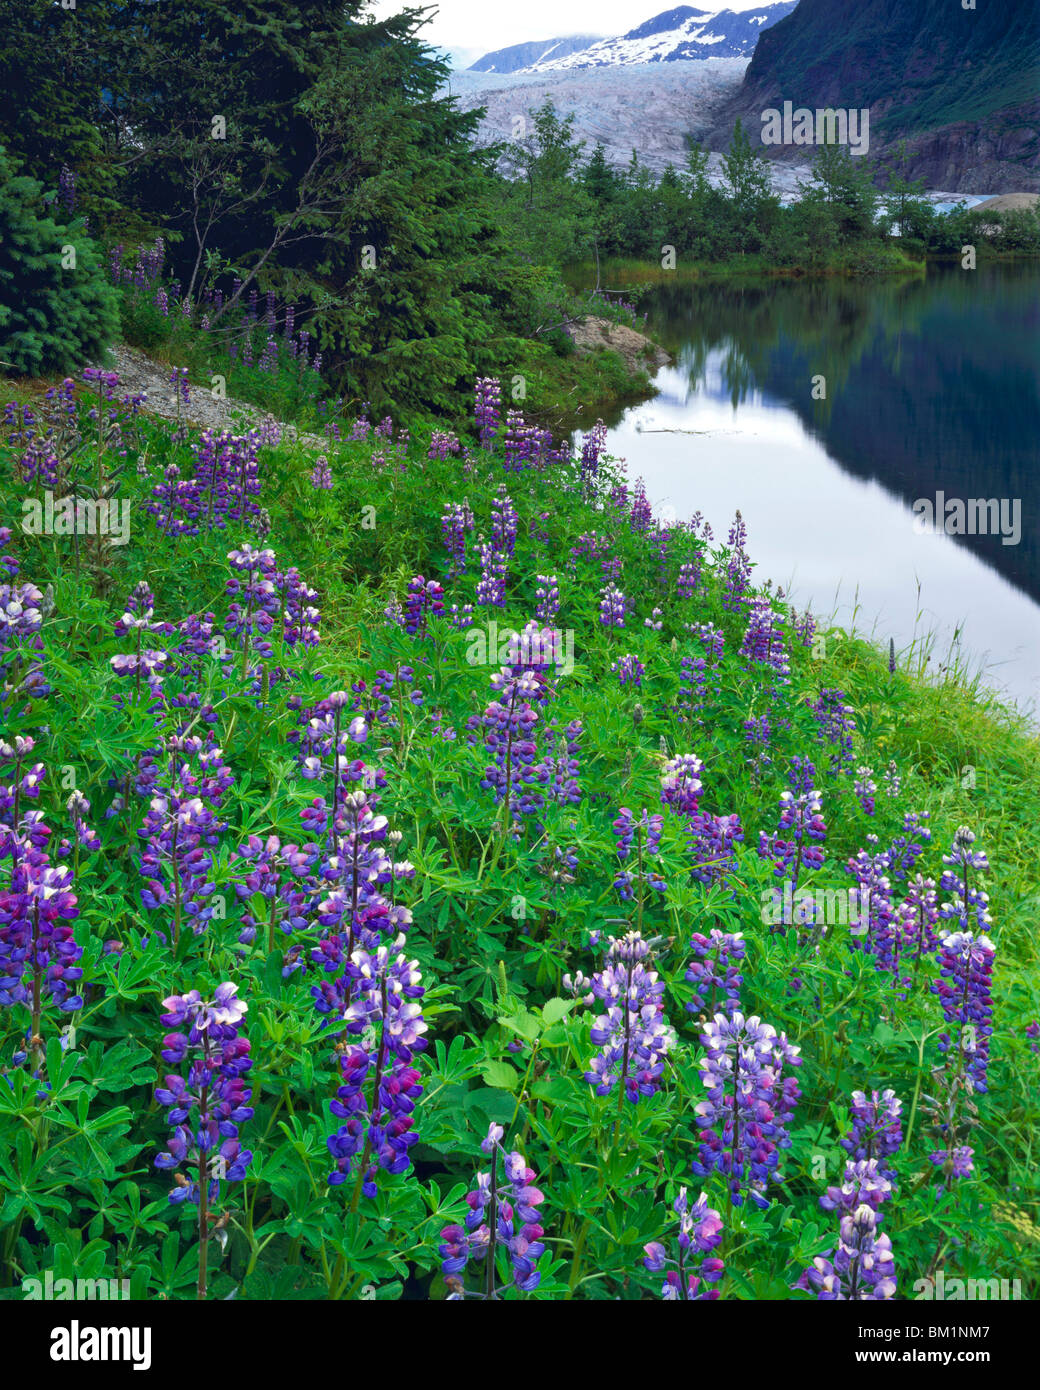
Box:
[369,1,773,63]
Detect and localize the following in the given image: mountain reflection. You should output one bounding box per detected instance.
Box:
[627,265,1039,602]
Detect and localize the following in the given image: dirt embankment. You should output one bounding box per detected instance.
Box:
[569,317,670,375]
[106,345,326,449]
[971,193,1040,214]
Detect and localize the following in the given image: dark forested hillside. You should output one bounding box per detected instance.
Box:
[709,0,1040,191]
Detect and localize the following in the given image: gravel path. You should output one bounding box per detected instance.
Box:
[110,345,327,451]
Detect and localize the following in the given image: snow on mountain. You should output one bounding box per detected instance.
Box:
[522,4,797,72]
[446,58,815,199]
[468,34,605,74]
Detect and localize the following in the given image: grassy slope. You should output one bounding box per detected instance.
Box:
[742,0,1040,136]
[2,347,1037,1298]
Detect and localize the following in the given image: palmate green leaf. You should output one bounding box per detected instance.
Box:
[155,1230,198,1293]
[540,996,576,1026]
[76,1038,157,1092]
[497,1008,542,1043]
[478,1059,518,1092]
[0,1132,74,1223]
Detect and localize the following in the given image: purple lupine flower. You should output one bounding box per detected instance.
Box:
[611,653,644,687]
[820,1157,894,1216]
[758,790,827,928]
[808,688,856,775]
[612,808,666,901]
[743,713,772,770]
[309,455,333,490]
[538,719,582,808]
[0,852,83,1072]
[149,428,265,536]
[326,940,427,1196]
[722,511,751,613]
[428,430,461,461]
[154,983,253,1206]
[691,1011,801,1208]
[58,164,76,215]
[502,410,536,472]
[854,766,877,816]
[169,366,190,408]
[939,825,991,936]
[928,1145,974,1180]
[0,735,47,867]
[232,834,313,952]
[841,1090,903,1177]
[883,810,932,881]
[933,930,995,1095]
[441,501,474,579]
[788,756,816,796]
[490,486,518,556]
[534,574,559,625]
[685,930,745,1019]
[64,790,101,857]
[438,1123,546,1298]
[402,576,444,638]
[695,622,725,660]
[258,335,279,372]
[677,559,700,599]
[739,595,790,683]
[474,377,501,451]
[844,846,899,967]
[608,484,629,518]
[584,931,674,1102]
[894,874,940,975]
[792,607,817,647]
[676,654,708,724]
[476,541,508,608]
[643,1187,724,1300]
[630,481,653,533]
[138,793,223,944]
[0,535,47,714]
[687,811,744,886]
[579,419,607,491]
[448,602,474,631]
[599,583,627,629]
[659,753,704,819]
[472,668,544,819]
[797,1202,896,1301]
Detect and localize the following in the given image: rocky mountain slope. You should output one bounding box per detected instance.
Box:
[707,0,1040,192]
[511,4,797,72]
[468,35,604,75]
[447,59,821,192]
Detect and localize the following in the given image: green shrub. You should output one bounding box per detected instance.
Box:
[0,147,119,376]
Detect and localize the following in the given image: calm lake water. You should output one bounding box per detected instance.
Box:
[586,264,1040,717]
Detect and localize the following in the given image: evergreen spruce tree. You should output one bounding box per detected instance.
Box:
[0,149,120,377]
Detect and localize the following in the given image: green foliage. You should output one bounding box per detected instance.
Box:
[0,375,1037,1301]
[0,0,123,224]
[0,148,120,377]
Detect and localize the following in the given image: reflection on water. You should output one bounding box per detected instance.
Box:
[590,264,1040,715]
